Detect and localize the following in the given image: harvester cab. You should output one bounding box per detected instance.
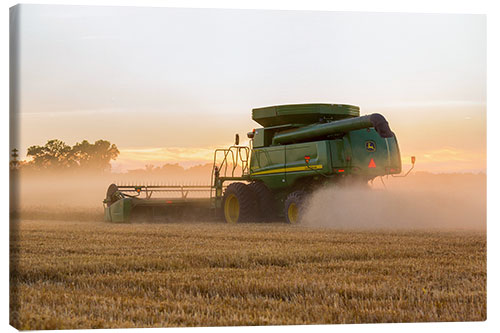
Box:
[104,103,411,224]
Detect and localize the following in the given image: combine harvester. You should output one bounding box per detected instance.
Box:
[104,104,414,223]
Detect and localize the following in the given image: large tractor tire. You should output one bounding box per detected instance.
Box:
[284,190,306,224]
[222,182,257,223]
[248,181,277,221]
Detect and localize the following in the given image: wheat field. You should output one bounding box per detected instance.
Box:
[10,220,486,330]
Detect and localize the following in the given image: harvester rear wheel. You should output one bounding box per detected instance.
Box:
[248,181,277,221]
[284,191,306,224]
[222,183,257,223]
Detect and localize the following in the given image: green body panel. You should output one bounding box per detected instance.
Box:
[329,139,347,167]
[284,141,332,187]
[250,140,333,192]
[250,146,287,190]
[105,197,213,222]
[344,128,401,177]
[253,128,265,148]
[104,206,112,222]
[105,197,133,222]
[252,104,359,127]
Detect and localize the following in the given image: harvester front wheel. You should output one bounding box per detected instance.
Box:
[284,191,306,224]
[222,183,257,223]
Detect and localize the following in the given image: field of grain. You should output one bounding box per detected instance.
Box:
[9,219,486,330]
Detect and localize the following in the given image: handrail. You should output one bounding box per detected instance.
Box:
[210,145,250,200]
[211,146,250,182]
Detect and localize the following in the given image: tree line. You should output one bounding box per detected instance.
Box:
[12,139,119,172]
[11,139,215,176]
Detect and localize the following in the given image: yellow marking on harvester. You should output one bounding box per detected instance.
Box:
[251,164,323,176]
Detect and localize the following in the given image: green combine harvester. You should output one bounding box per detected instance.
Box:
[104,103,414,224]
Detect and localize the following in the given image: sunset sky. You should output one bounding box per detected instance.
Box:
[13,5,486,173]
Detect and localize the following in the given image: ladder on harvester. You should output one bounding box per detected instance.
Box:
[210,145,252,214]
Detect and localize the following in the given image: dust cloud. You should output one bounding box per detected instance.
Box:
[301,172,486,231]
[12,169,487,231]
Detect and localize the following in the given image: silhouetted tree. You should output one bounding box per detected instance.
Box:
[71,140,119,171]
[26,139,74,170]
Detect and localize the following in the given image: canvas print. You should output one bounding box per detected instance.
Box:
[9,4,486,330]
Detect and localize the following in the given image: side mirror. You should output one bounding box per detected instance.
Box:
[235,133,240,146]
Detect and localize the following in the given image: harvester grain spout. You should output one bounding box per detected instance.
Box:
[104,103,406,224]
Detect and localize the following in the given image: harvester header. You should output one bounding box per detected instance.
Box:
[104,103,412,224]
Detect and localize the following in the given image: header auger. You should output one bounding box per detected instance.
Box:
[104,103,412,224]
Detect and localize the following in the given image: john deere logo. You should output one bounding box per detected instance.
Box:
[365,141,376,152]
